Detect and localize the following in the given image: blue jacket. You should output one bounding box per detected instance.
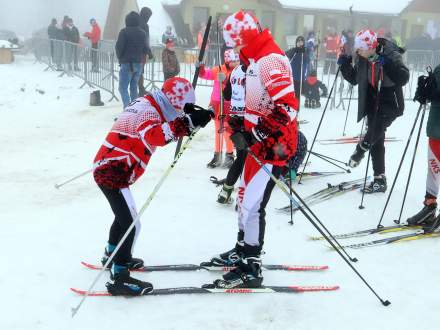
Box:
[286,47,310,82]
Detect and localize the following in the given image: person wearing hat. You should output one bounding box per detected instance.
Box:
[93,77,214,295]
[203,10,298,289]
[338,29,409,193]
[162,38,180,80]
[286,35,310,104]
[84,18,101,72]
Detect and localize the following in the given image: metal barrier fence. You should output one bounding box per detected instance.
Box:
[33,38,118,101]
[32,38,440,108]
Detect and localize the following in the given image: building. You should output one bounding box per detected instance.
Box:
[400,0,440,39]
[104,0,440,48]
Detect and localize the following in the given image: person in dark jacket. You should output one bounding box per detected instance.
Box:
[286,36,310,103]
[338,29,409,193]
[162,38,180,80]
[303,70,327,108]
[115,11,148,108]
[63,18,80,71]
[47,18,64,70]
[138,7,154,96]
[407,66,440,233]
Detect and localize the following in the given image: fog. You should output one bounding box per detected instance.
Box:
[0,0,109,37]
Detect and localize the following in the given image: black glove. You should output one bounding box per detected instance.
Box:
[337,54,352,66]
[228,116,244,132]
[230,132,252,151]
[187,108,214,128]
[414,72,437,105]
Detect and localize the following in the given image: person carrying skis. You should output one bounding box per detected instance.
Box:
[286,36,310,103]
[338,29,409,193]
[93,77,213,296]
[302,69,327,109]
[199,49,240,168]
[204,10,298,289]
[407,66,440,233]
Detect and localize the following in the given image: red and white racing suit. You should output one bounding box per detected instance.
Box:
[93,94,189,265]
[236,29,299,256]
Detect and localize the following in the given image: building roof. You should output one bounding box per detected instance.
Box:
[401,0,440,13]
[278,0,412,15]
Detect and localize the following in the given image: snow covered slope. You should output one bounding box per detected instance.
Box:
[1,55,439,330]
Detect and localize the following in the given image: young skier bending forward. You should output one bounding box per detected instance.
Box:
[204,10,298,289]
[93,77,213,296]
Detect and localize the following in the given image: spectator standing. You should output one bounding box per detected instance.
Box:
[47,18,64,71]
[63,18,80,71]
[286,36,310,103]
[324,29,340,74]
[84,18,101,72]
[162,38,180,80]
[138,7,154,96]
[115,11,148,108]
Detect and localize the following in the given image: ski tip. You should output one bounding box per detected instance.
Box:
[70,287,111,296]
[80,261,101,270]
[290,285,340,292]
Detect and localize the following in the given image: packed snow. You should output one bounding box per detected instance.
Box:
[1,55,439,330]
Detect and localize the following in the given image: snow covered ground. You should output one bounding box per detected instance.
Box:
[1,55,439,330]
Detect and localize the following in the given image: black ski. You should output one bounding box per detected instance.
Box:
[310,224,422,240]
[71,285,339,296]
[81,261,328,272]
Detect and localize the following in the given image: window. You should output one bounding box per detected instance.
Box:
[261,10,276,34]
[284,13,298,36]
[193,7,209,35]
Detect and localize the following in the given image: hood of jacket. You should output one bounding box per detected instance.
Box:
[125,11,140,27]
[140,7,152,23]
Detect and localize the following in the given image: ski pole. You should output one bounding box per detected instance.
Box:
[288,161,294,225]
[174,16,212,158]
[54,169,92,189]
[216,18,225,165]
[342,85,354,136]
[298,67,340,184]
[246,148,390,306]
[359,69,383,210]
[394,104,427,224]
[376,103,424,228]
[71,128,200,318]
[246,150,357,261]
[309,151,350,172]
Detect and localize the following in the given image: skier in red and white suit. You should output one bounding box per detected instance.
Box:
[205,10,299,289]
[93,77,213,296]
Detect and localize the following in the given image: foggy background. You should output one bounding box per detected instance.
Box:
[0,0,108,37]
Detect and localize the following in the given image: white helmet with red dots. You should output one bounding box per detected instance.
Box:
[354,29,378,51]
[224,48,239,63]
[223,10,260,48]
[162,77,195,111]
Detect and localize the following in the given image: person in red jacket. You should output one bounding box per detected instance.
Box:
[203,10,299,289]
[84,18,101,72]
[94,77,213,296]
[324,28,340,74]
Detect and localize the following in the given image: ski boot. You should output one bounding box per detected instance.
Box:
[310,99,317,109]
[101,246,144,270]
[423,214,440,233]
[200,242,244,268]
[106,265,153,296]
[362,174,387,194]
[348,141,369,168]
[407,200,437,226]
[315,100,321,108]
[203,256,263,289]
[221,153,235,169]
[304,99,311,108]
[207,152,221,168]
[217,184,234,204]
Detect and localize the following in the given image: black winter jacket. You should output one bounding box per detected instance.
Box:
[115,11,148,64]
[140,7,154,59]
[63,26,80,44]
[340,38,409,122]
